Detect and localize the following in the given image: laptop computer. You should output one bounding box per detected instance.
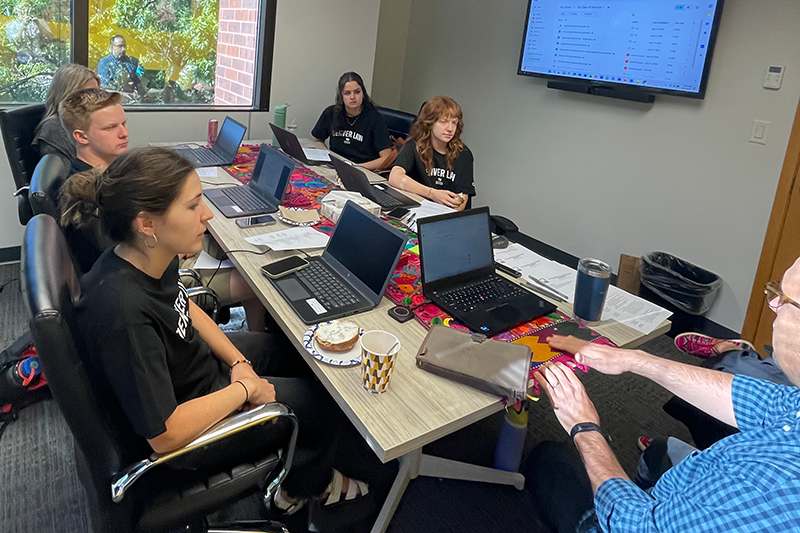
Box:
[204,144,295,218]
[417,207,556,337]
[269,123,331,165]
[330,157,420,210]
[271,201,408,324]
[173,116,247,167]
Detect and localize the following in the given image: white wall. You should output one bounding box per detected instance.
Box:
[393,0,800,331]
[371,0,413,108]
[0,0,382,250]
[255,0,382,141]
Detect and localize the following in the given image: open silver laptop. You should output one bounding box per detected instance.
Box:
[204,144,295,218]
[173,116,247,167]
[270,201,408,324]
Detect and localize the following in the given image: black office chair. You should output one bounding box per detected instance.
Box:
[0,103,46,225]
[21,214,298,533]
[28,154,67,219]
[29,159,227,321]
[375,107,417,141]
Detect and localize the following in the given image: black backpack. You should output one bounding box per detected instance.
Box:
[0,331,50,441]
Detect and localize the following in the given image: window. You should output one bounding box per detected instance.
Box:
[0,0,272,108]
[89,0,261,106]
[0,0,72,104]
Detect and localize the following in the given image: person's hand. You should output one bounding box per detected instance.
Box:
[547,334,590,355]
[549,335,641,375]
[429,188,462,208]
[237,376,276,407]
[534,362,599,434]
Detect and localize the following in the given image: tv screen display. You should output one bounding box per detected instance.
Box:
[518,0,725,99]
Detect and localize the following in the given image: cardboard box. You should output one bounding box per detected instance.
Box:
[320,191,381,224]
[617,254,641,295]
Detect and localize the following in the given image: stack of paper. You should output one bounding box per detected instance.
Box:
[406,200,456,231]
[244,227,329,250]
[493,243,672,335]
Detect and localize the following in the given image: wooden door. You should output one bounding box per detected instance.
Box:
[742,96,800,351]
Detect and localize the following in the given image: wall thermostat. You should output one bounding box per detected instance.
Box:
[764,65,785,90]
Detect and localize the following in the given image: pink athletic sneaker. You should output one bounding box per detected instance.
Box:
[674,332,755,358]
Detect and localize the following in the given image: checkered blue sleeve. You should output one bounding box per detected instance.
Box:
[732,374,800,431]
[595,478,660,533]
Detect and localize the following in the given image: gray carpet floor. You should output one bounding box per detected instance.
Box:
[0,261,698,533]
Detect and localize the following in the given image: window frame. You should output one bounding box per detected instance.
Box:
[2,0,276,111]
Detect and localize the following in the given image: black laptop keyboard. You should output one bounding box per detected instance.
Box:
[222,186,270,211]
[177,147,220,165]
[371,187,402,208]
[434,274,528,315]
[295,261,360,310]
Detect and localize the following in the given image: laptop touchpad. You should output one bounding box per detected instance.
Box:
[276,278,310,301]
[488,303,520,322]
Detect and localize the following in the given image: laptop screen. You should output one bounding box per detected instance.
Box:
[249,145,295,200]
[418,210,494,283]
[213,117,246,158]
[326,203,407,296]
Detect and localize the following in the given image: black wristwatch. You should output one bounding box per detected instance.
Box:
[570,422,611,443]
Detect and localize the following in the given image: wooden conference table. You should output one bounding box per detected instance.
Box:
[183,140,670,533]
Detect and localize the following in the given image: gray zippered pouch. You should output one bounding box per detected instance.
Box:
[415,325,532,401]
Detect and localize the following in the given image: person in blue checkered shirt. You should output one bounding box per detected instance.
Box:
[523,258,800,533]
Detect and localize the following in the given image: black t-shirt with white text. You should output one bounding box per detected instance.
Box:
[394,139,475,199]
[76,250,225,439]
[312,105,392,164]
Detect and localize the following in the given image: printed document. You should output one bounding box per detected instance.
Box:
[494,243,672,335]
[245,227,329,250]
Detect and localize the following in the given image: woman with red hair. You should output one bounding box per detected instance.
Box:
[389,96,474,211]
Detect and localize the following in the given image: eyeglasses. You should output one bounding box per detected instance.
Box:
[765,281,800,311]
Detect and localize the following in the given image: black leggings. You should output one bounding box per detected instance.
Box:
[524,440,676,533]
[524,442,596,533]
[221,332,342,498]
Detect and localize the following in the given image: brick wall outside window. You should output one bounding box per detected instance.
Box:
[215,0,259,106]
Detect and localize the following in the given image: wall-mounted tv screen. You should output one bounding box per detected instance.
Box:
[517,0,725,100]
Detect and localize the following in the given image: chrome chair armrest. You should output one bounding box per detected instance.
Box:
[179,268,203,286]
[185,286,220,322]
[111,402,298,503]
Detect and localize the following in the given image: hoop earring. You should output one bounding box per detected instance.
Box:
[143,233,158,249]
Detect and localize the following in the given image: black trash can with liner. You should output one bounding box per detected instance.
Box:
[639,252,722,316]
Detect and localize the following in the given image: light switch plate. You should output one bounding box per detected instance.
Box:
[764,65,785,90]
[750,120,770,145]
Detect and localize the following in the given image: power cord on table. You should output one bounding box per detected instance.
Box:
[205,249,271,288]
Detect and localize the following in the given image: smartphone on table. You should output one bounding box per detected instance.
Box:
[261,256,309,279]
[236,214,276,228]
[386,207,410,220]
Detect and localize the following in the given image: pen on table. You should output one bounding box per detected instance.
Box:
[406,213,416,228]
[526,276,570,301]
[522,278,567,303]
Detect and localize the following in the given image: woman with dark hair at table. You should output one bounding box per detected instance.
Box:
[312,71,393,171]
[60,147,370,522]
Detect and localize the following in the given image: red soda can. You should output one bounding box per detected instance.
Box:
[207,119,218,145]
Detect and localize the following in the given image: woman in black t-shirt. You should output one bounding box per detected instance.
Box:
[389,96,475,211]
[61,147,369,517]
[312,71,393,171]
